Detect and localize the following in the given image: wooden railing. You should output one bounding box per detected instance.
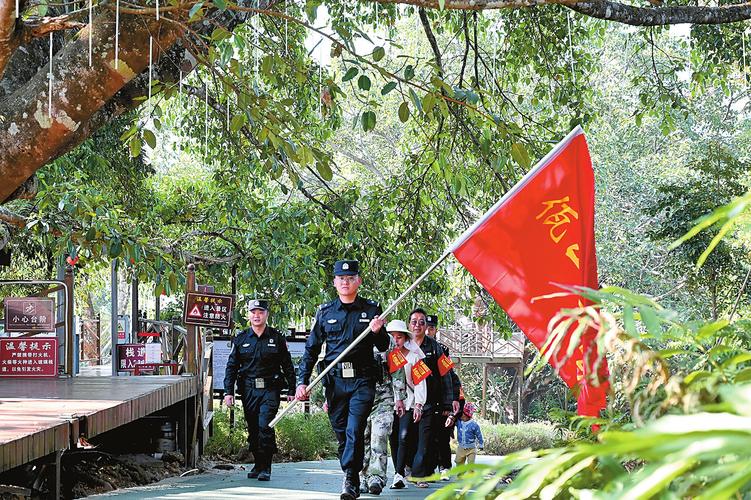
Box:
[437,327,524,359]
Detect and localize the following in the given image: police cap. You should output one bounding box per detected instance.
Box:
[248,299,269,311]
[426,315,438,326]
[333,260,359,276]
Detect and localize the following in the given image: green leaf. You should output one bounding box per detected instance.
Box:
[638,306,662,336]
[361,110,376,132]
[230,113,247,132]
[439,0,446,9]
[213,0,227,11]
[381,82,397,95]
[358,75,371,91]
[372,46,386,62]
[143,129,157,149]
[188,2,204,21]
[404,65,415,80]
[342,67,359,82]
[398,102,410,123]
[510,142,531,168]
[316,162,333,181]
[128,137,141,157]
[211,27,231,42]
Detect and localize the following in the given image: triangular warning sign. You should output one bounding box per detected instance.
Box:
[188,304,202,318]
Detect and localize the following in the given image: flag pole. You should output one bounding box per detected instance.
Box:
[269,249,453,428]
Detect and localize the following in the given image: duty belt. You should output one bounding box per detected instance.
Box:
[331,362,369,379]
[249,376,277,389]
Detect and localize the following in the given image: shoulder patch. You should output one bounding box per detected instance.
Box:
[320,299,336,311]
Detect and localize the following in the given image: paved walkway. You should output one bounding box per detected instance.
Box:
[90,456,502,499]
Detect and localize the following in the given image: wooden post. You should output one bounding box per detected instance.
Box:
[185,264,197,375]
[516,363,523,424]
[481,363,488,419]
[64,264,74,376]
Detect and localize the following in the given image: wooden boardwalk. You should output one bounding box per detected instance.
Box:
[0,375,198,474]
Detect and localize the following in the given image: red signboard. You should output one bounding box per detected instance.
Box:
[117,343,146,371]
[4,298,55,332]
[183,292,234,328]
[0,338,58,377]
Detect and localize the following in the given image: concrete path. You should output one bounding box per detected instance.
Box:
[90,456,502,499]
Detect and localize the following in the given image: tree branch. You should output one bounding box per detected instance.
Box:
[377,0,751,26]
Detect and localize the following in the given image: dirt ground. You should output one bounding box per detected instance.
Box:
[0,451,201,499]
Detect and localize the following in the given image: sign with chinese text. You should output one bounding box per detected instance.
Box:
[0,338,58,377]
[117,343,145,371]
[4,298,55,332]
[183,292,234,328]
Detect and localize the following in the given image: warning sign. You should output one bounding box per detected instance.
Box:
[188,304,202,318]
[183,292,234,328]
[0,338,58,377]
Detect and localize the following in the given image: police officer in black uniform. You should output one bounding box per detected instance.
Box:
[223,299,296,481]
[296,260,389,500]
[406,308,455,484]
[425,314,462,480]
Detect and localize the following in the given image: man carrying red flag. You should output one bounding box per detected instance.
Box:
[449,126,609,419]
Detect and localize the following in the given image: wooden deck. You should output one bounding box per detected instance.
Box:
[0,375,198,474]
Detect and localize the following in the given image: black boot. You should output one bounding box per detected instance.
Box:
[247,452,261,479]
[341,473,360,500]
[257,452,271,481]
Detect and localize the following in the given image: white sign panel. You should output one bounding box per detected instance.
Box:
[212,339,233,391]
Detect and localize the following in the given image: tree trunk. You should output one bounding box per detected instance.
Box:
[0,11,182,202]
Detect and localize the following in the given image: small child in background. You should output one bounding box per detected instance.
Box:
[455,402,484,465]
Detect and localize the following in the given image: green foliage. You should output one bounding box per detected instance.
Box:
[477,421,556,456]
[205,406,336,462]
[274,412,338,461]
[204,405,250,459]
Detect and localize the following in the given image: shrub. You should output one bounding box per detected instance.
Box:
[275,411,338,461]
[205,405,337,462]
[205,405,250,459]
[475,421,556,455]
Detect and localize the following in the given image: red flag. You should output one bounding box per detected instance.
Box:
[437,353,455,376]
[450,127,608,418]
[388,348,408,373]
[411,360,432,385]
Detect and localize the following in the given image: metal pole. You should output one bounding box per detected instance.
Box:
[270,249,453,428]
[131,271,139,343]
[111,259,118,376]
[64,265,74,376]
[185,264,197,375]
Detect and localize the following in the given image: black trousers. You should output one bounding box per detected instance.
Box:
[325,376,376,484]
[240,386,280,470]
[436,419,454,470]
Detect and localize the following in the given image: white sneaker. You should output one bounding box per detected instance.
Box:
[390,473,407,489]
[440,468,450,481]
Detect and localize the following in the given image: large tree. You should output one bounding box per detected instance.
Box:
[2,0,751,204]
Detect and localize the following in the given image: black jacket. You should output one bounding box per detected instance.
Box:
[417,335,454,409]
[297,295,389,386]
[224,326,296,394]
